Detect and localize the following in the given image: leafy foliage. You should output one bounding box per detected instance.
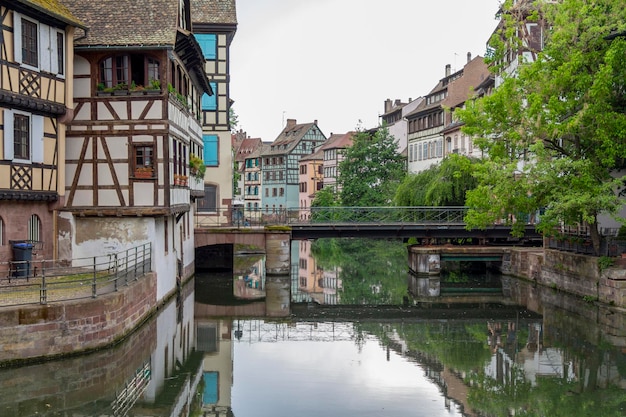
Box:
[456,0,626,253]
[338,126,406,206]
[310,186,342,222]
[229,107,239,131]
[394,154,480,206]
[311,238,408,304]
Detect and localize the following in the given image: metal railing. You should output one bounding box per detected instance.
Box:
[296,206,469,224]
[0,243,152,307]
[195,206,470,228]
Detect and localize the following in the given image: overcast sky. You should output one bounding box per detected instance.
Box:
[230,0,502,142]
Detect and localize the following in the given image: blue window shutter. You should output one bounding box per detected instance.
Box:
[203,372,218,404]
[202,83,217,111]
[203,135,219,166]
[195,34,216,60]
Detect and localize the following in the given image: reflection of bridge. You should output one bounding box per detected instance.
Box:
[232,320,357,343]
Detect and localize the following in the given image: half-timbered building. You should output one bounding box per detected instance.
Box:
[191,0,237,226]
[0,0,84,263]
[261,119,327,215]
[60,0,212,300]
[405,55,489,174]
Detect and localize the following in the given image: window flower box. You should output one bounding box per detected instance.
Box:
[189,153,206,181]
[135,167,154,178]
[174,174,188,186]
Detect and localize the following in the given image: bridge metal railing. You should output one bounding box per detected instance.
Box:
[0,243,152,307]
[293,206,469,224]
[195,206,470,228]
[193,206,625,256]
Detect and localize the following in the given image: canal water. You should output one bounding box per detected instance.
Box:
[1,238,626,417]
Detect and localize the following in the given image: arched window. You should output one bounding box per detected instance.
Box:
[28,214,40,241]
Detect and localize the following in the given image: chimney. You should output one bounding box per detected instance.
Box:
[394,99,402,107]
[286,118,296,128]
[467,52,472,63]
[445,64,451,77]
[384,98,392,112]
[314,119,318,125]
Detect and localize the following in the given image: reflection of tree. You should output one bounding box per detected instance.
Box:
[351,318,626,417]
[311,238,408,305]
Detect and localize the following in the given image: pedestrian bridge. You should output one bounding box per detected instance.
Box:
[194,207,542,274]
[195,206,542,243]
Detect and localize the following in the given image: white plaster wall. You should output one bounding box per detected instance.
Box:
[66,217,153,267]
[154,217,178,301]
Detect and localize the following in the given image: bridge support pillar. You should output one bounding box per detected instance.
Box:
[408,273,441,297]
[408,248,440,275]
[408,248,442,298]
[265,275,291,317]
[265,231,291,275]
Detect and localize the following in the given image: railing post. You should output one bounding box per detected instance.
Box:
[40,275,47,305]
[92,256,98,298]
[124,248,130,285]
[114,253,119,292]
[134,246,139,280]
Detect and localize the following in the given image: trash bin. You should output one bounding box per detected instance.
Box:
[12,242,33,278]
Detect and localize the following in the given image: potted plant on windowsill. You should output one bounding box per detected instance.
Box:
[112,82,129,95]
[135,166,154,178]
[174,174,188,186]
[145,79,161,95]
[189,153,206,181]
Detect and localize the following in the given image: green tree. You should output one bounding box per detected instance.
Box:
[456,0,626,254]
[338,126,406,206]
[229,107,239,131]
[311,185,339,207]
[310,185,340,222]
[394,154,480,206]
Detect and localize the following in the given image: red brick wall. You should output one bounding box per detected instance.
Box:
[0,200,62,263]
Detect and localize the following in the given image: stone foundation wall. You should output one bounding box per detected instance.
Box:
[0,312,156,411]
[0,272,157,366]
[508,248,626,308]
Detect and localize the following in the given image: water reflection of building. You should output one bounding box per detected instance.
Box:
[485,320,576,387]
[234,256,266,300]
[133,280,201,416]
[386,328,476,417]
[296,240,342,305]
[197,320,234,416]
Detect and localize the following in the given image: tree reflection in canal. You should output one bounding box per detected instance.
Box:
[0,237,625,416]
[302,238,409,304]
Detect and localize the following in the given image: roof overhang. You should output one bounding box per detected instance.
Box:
[14,0,87,30]
[176,29,213,95]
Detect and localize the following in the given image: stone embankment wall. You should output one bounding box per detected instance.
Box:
[0,272,157,367]
[508,248,626,307]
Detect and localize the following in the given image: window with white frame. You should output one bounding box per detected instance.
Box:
[3,110,44,162]
[14,13,65,76]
